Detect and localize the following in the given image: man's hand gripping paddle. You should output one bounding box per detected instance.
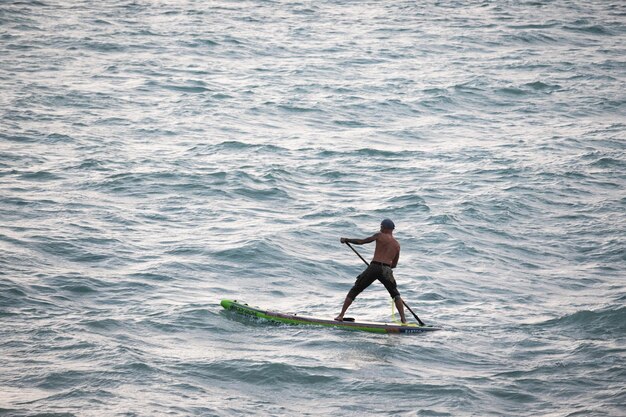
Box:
[344,242,426,326]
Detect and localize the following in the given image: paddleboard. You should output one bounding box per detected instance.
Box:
[220,299,441,334]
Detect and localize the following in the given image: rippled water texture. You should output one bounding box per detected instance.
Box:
[1,0,625,416]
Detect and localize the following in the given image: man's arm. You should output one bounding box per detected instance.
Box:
[391,250,400,269]
[340,233,379,245]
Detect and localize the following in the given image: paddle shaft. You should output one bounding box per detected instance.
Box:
[345,241,425,326]
[346,241,369,266]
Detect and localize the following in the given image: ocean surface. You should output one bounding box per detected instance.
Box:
[1,0,625,416]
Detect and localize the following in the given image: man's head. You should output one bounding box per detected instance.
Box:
[380,218,395,231]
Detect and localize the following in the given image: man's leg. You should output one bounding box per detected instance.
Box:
[334,297,353,321]
[394,296,407,324]
[379,267,407,324]
[336,267,376,321]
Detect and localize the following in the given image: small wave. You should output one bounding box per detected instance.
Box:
[161,84,210,94]
[223,35,244,45]
[11,0,48,6]
[485,385,539,404]
[79,318,123,331]
[31,237,116,264]
[213,239,288,266]
[524,81,562,92]
[92,18,112,25]
[428,214,457,225]
[537,306,626,338]
[59,284,96,294]
[0,280,27,316]
[563,23,612,35]
[180,38,219,48]
[114,361,154,373]
[333,119,369,128]
[277,104,323,113]
[165,245,206,256]
[384,194,429,212]
[176,359,340,385]
[589,157,624,169]
[128,272,174,282]
[47,275,108,295]
[232,185,291,201]
[143,307,222,332]
[0,133,39,143]
[292,7,318,16]
[418,292,446,301]
[70,159,108,171]
[46,133,74,143]
[354,148,404,158]
[90,171,216,197]
[507,22,559,30]
[93,117,130,126]
[211,92,232,100]
[187,140,287,155]
[302,208,345,220]
[496,87,527,96]
[18,171,62,181]
[83,41,127,53]
[504,32,558,44]
[419,93,456,110]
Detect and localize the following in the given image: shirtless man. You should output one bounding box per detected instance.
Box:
[335,219,407,323]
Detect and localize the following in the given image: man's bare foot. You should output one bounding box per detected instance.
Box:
[334,315,343,321]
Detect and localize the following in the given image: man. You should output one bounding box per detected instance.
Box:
[335,218,407,323]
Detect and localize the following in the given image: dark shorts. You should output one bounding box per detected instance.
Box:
[347,262,401,301]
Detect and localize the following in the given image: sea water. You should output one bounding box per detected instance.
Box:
[0,1,624,416]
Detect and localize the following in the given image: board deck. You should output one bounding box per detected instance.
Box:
[220,299,441,334]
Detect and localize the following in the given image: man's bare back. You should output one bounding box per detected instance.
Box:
[372,232,400,267]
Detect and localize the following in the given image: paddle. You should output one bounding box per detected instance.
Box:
[345,242,426,326]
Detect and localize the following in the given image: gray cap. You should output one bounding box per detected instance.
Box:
[381,218,395,230]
